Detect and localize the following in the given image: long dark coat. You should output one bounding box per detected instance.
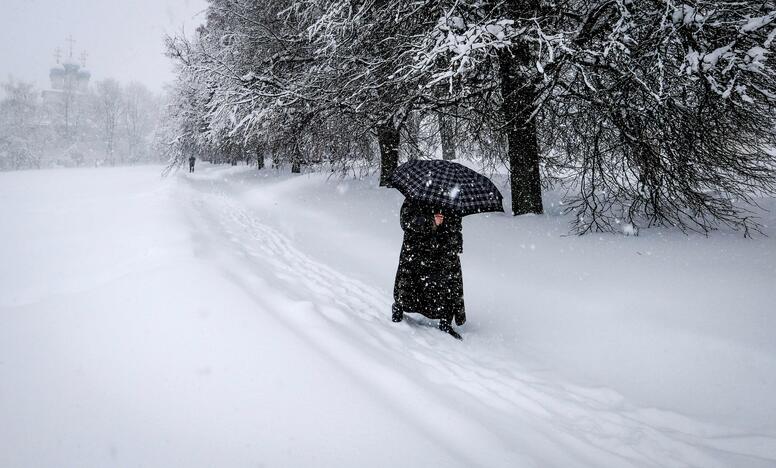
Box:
[393,199,466,325]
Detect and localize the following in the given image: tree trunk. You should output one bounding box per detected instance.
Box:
[378,123,400,186]
[498,24,543,215]
[405,112,422,161]
[438,112,456,161]
[256,146,264,170]
[291,149,301,173]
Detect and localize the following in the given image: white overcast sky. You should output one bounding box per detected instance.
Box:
[0,0,208,92]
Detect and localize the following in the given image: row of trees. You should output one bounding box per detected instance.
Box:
[0,77,161,171]
[164,0,776,234]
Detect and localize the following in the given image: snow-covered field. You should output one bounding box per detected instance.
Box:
[1,163,775,468]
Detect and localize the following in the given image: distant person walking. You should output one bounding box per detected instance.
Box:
[188,156,196,173]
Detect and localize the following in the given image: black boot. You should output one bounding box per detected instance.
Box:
[439,318,462,340]
[391,303,403,323]
[454,309,466,326]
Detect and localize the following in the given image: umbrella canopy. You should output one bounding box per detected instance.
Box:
[390,159,504,216]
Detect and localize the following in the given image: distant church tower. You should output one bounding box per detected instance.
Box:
[48,36,91,92]
[42,36,92,145]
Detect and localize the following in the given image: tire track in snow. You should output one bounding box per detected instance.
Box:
[180,175,775,468]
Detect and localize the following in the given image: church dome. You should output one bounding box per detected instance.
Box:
[48,39,90,91]
[49,65,65,77]
[62,60,80,73]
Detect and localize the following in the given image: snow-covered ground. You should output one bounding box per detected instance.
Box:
[1,163,775,468]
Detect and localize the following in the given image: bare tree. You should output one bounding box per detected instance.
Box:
[164,0,776,234]
[122,82,157,163]
[0,79,43,170]
[94,79,123,164]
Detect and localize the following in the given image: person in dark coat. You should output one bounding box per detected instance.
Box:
[392,199,466,339]
[188,156,196,173]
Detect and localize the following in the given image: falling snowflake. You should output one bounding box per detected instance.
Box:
[448,184,461,200]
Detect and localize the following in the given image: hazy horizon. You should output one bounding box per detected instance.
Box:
[0,0,208,93]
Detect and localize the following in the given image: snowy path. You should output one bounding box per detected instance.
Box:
[1,165,774,468]
[177,171,776,468]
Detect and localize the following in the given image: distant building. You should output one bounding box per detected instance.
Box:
[40,37,94,165]
[42,39,91,104]
[47,59,91,93]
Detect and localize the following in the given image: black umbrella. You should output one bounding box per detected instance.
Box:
[389,159,504,216]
